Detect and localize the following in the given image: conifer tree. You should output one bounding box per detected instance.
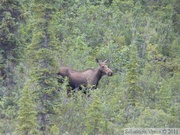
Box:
[0,0,22,111]
[17,80,38,135]
[0,1,25,134]
[126,44,141,106]
[26,1,61,134]
[85,94,104,134]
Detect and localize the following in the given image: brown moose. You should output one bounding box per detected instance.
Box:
[57,59,113,96]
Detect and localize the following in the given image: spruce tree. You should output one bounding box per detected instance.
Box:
[25,1,61,134]
[17,80,38,135]
[125,44,141,106]
[0,0,25,134]
[85,94,104,134]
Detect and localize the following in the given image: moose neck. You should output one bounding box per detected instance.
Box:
[94,67,104,83]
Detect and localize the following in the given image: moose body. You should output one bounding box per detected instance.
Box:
[57,59,113,95]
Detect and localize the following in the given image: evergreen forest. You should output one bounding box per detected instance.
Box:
[0,0,180,134]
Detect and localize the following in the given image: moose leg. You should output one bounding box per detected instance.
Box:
[73,87,79,92]
[67,88,71,98]
[66,85,73,98]
[67,86,79,97]
[86,85,97,97]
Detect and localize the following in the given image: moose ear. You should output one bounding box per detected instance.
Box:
[104,59,109,64]
[96,58,101,63]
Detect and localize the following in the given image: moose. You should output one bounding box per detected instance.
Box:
[57,58,113,96]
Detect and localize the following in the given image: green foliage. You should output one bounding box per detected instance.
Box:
[125,107,176,128]
[84,94,104,134]
[0,0,179,134]
[17,80,38,135]
[125,44,142,106]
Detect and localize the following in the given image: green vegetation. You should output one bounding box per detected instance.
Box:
[0,0,179,134]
